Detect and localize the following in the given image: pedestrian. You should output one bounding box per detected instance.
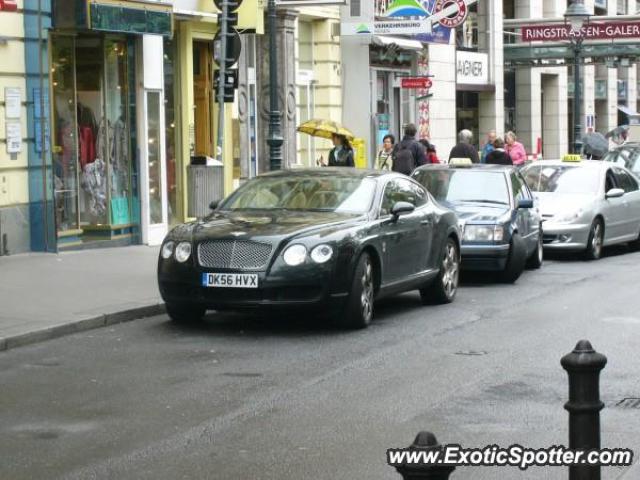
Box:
[505,131,527,166]
[392,123,426,175]
[376,134,395,170]
[481,129,497,163]
[419,139,440,164]
[449,129,480,163]
[485,137,513,165]
[327,133,355,167]
[426,142,440,164]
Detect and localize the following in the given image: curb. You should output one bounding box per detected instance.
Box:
[0,303,166,353]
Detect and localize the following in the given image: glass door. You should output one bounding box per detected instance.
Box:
[142,90,168,245]
[51,36,80,234]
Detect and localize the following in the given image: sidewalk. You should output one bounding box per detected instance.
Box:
[0,246,164,351]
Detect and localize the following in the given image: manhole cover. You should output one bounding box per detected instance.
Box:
[455,350,488,356]
[615,398,640,409]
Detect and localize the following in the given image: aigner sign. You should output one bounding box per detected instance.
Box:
[456,51,489,86]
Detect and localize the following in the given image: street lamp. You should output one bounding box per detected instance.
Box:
[267,0,283,170]
[564,0,592,155]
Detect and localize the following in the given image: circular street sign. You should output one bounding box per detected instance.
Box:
[435,0,468,29]
[213,29,241,69]
[213,0,243,12]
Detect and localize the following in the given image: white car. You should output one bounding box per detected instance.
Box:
[522,158,640,259]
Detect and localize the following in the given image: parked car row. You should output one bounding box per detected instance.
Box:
[157,156,640,329]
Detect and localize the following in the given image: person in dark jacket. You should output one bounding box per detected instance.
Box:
[392,124,426,175]
[328,134,355,167]
[449,129,480,163]
[485,137,513,165]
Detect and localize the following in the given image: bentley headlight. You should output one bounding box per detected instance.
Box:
[463,225,497,242]
[161,241,175,260]
[310,244,334,264]
[175,242,192,263]
[283,244,307,266]
[554,210,582,223]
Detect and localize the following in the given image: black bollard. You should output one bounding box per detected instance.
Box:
[394,431,456,480]
[561,340,607,480]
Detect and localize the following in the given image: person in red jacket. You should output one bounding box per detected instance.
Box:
[419,139,440,164]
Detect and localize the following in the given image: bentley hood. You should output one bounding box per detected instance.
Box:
[170,210,363,243]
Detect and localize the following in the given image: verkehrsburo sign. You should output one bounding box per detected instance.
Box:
[521,22,640,42]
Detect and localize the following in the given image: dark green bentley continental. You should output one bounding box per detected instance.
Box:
[157,168,460,329]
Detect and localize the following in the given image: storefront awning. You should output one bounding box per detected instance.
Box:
[372,36,423,52]
[618,105,639,117]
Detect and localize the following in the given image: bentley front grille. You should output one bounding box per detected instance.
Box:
[198,240,273,270]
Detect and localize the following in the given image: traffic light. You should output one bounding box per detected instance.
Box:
[213,70,238,104]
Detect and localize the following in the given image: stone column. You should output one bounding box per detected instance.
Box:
[477,0,504,139]
[541,71,569,158]
[257,9,298,172]
[341,36,373,160]
[514,0,542,153]
[427,42,457,158]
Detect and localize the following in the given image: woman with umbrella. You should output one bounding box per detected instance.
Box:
[328,134,355,167]
[297,119,356,167]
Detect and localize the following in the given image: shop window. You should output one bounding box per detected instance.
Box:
[146,91,163,225]
[51,35,135,245]
[163,38,178,225]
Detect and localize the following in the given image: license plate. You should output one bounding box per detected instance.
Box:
[202,273,259,289]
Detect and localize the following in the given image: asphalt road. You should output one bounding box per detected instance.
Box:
[2,248,640,480]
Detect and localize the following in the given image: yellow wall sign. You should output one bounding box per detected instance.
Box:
[562,154,582,162]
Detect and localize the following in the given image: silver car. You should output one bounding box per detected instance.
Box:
[522,159,640,259]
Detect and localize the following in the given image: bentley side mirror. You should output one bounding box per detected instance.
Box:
[605,188,625,199]
[517,198,534,209]
[209,200,219,210]
[390,201,415,220]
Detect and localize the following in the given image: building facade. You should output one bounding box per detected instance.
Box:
[505,0,640,157]
[0,0,28,255]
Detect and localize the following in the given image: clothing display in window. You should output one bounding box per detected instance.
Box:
[81,158,107,217]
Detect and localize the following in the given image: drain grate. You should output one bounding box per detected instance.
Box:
[615,398,640,409]
[455,350,488,356]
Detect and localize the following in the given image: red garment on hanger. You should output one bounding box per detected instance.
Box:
[79,126,96,169]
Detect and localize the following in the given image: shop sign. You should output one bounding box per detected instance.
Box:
[521,22,640,42]
[4,88,21,119]
[456,51,488,85]
[341,19,432,36]
[433,0,468,29]
[401,77,432,89]
[5,122,21,154]
[0,0,18,11]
